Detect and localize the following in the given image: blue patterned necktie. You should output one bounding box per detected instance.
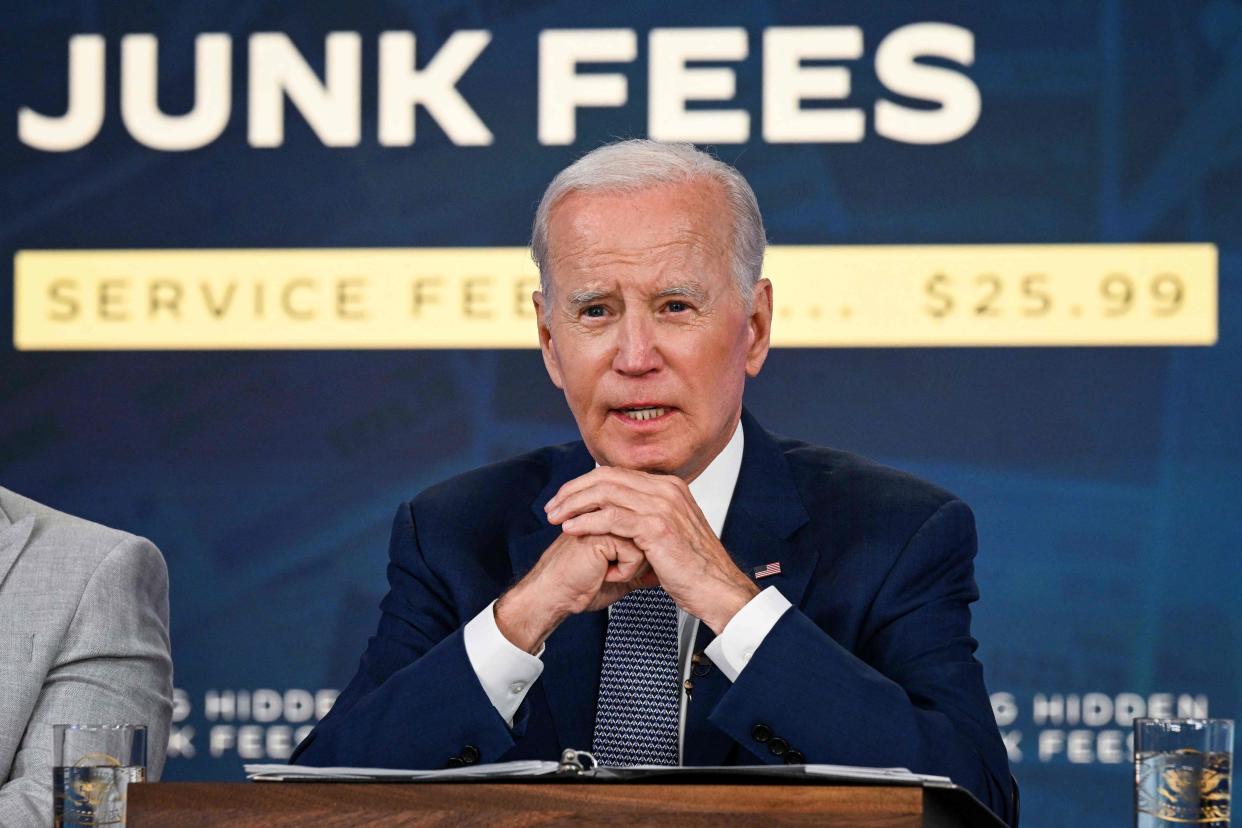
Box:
[590,586,681,766]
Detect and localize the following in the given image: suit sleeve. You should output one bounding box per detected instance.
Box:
[706,499,1014,826]
[0,536,173,827]
[291,503,521,769]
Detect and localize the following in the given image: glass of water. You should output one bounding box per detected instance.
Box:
[53,724,147,828]
[1135,718,1232,827]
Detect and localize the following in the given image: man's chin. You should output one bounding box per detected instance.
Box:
[594,445,688,478]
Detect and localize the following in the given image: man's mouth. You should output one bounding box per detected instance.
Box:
[616,406,669,422]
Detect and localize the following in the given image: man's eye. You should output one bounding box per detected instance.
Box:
[666,301,688,313]
[583,306,607,318]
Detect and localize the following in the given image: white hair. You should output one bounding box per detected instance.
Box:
[530,140,767,312]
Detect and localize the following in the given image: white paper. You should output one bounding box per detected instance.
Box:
[803,763,952,785]
[244,760,559,781]
[244,760,952,786]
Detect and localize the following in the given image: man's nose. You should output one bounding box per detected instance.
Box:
[612,314,662,376]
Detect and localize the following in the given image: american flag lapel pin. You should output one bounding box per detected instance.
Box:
[752,561,782,580]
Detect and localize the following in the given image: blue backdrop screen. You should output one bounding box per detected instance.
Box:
[2,3,1239,825]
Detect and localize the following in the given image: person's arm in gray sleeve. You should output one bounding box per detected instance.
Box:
[0,535,173,826]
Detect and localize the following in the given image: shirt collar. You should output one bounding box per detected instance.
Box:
[687,419,744,538]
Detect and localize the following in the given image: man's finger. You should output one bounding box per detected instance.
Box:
[604,555,649,583]
[548,478,642,521]
[547,480,661,524]
[584,533,645,577]
[562,508,642,539]
[545,466,662,514]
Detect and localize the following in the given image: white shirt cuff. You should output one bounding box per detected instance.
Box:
[703,586,792,683]
[462,599,545,727]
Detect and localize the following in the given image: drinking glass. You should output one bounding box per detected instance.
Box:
[1135,718,1232,827]
[53,724,147,828]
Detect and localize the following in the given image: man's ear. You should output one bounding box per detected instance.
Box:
[744,278,773,378]
[533,290,564,389]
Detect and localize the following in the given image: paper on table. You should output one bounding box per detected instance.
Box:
[804,764,948,784]
[245,761,951,785]
[803,764,952,785]
[581,763,951,785]
[244,760,560,781]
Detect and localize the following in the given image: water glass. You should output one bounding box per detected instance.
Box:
[1135,718,1232,827]
[53,724,147,828]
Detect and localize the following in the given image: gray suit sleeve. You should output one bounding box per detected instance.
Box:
[0,535,173,827]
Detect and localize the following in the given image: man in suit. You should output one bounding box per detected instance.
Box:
[292,140,1014,824]
[0,487,173,826]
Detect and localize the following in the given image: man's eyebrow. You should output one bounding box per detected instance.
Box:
[565,288,612,306]
[655,283,708,303]
[564,282,709,306]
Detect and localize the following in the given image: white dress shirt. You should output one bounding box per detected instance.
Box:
[462,421,792,762]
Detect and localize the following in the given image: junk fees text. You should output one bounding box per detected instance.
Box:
[17,24,980,151]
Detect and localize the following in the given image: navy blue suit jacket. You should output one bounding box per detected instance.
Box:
[292,411,1014,824]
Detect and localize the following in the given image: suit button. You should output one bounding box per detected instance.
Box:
[460,745,480,764]
[767,736,789,757]
[784,749,805,765]
[446,756,465,769]
[751,724,772,743]
[691,652,712,677]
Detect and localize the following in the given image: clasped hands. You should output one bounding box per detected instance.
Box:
[495,467,759,654]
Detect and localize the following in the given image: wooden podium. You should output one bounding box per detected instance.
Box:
[128,779,1006,827]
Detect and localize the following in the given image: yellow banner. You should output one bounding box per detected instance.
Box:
[13,244,1217,349]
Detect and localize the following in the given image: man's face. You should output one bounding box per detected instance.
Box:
[535,178,772,482]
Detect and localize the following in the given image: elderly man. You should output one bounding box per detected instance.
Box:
[292,140,1014,824]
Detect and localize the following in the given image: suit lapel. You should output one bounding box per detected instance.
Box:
[683,411,816,766]
[507,442,603,751]
[0,496,36,591]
